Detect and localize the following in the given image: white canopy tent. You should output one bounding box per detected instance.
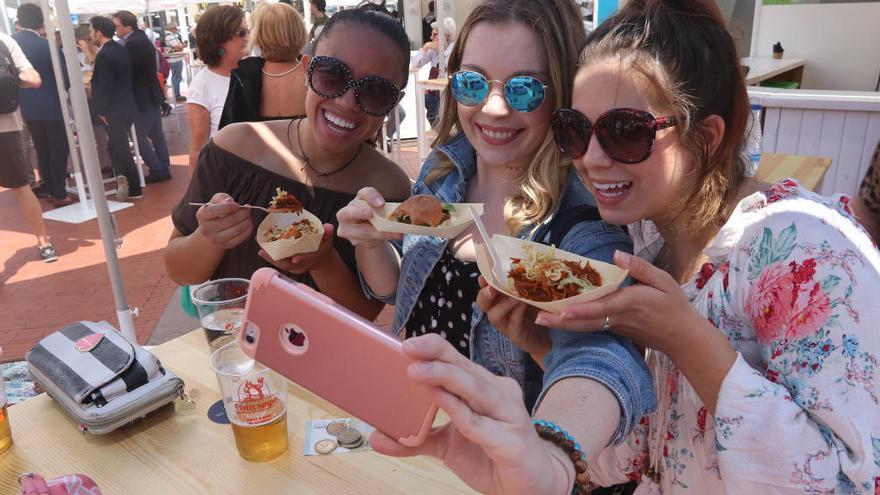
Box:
[67,0,178,14]
[33,0,142,340]
[66,0,201,14]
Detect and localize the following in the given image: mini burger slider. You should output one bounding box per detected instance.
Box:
[388,195,455,227]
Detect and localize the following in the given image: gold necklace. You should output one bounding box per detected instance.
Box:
[261,60,301,77]
[286,118,361,187]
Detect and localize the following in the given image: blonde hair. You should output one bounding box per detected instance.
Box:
[249,2,307,63]
[426,0,586,235]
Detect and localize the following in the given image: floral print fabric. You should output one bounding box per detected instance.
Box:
[590,180,880,494]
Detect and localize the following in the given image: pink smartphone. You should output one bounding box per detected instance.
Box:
[238,267,438,447]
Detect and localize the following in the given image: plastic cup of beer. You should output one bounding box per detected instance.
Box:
[191,278,250,350]
[0,347,12,454]
[210,342,288,462]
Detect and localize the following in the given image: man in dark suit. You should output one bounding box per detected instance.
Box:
[13,3,72,206]
[112,10,171,184]
[89,15,141,199]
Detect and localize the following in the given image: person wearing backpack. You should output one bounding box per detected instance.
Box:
[0,32,58,262]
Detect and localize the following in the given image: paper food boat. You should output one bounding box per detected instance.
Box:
[475,234,628,313]
[356,200,484,238]
[256,210,324,261]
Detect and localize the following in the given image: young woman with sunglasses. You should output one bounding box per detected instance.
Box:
[165,8,412,319]
[399,0,880,493]
[337,1,654,492]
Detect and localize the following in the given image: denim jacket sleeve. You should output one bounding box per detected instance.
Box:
[535,221,656,445]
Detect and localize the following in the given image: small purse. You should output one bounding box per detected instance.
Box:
[18,473,103,495]
[25,321,185,434]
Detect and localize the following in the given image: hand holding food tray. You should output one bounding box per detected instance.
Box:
[354,195,484,238]
[256,188,324,261]
[475,235,628,313]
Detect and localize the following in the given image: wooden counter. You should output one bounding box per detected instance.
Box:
[0,330,475,495]
[756,153,832,191]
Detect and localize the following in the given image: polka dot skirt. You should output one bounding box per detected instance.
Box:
[405,248,481,357]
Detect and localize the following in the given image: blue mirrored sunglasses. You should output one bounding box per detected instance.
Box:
[449,70,547,113]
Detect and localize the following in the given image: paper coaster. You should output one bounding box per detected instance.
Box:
[207,399,230,424]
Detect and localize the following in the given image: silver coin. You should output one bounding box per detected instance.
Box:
[336,427,363,449]
[315,439,338,455]
[326,420,349,436]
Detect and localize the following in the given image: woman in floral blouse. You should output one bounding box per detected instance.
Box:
[372,0,880,494]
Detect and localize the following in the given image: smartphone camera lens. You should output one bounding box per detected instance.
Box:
[244,327,256,344]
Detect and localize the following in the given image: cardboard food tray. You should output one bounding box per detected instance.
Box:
[256,210,324,261]
[356,200,484,238]
[475,234,628,314]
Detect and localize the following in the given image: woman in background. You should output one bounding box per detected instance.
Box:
[219,2,308,128]
[186,5,248,173]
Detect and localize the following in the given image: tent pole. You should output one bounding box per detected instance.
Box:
[1,2,11,35]
[38,0,89,213]
[52,0,138,341]
[436,0,446,77]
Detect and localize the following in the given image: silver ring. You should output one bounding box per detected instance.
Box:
[602,315,611,330]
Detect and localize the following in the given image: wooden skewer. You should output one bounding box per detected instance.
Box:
[188,202,273,213]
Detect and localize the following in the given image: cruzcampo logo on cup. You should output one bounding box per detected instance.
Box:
[233,377,283,425]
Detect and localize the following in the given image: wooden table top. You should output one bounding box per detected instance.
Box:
[0,330,476,495]
[417,78,449,91]
[741,56,806,85]
[756,153,832,191]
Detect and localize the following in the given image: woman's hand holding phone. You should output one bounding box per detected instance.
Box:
[370,334,574,495]
[195,192,254,250]
[336,187,403,250]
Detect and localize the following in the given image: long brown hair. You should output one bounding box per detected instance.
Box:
[427,0,586,235]
[581,0,749,230]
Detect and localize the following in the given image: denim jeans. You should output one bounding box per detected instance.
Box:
[133,107,171,175]
[425,91,440,128]
[170,61,184,99]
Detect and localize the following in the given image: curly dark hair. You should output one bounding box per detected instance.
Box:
[196,5,245,67]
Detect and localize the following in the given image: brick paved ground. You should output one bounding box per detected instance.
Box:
[0,112,422,360]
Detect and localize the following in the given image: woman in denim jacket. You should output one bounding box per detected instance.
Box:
[336,1,654,491]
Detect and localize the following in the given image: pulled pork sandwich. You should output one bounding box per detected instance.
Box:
[508,246,602,302]
[388,195,455,227]
[268,187,304,213]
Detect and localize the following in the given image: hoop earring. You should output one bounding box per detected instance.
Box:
[218,48,225,56]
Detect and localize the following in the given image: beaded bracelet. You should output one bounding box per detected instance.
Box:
[532,419,590,495]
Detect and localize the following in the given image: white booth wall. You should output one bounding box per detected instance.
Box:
[754,2,880,91]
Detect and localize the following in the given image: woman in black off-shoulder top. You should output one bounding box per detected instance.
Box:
[165,9,413,320]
